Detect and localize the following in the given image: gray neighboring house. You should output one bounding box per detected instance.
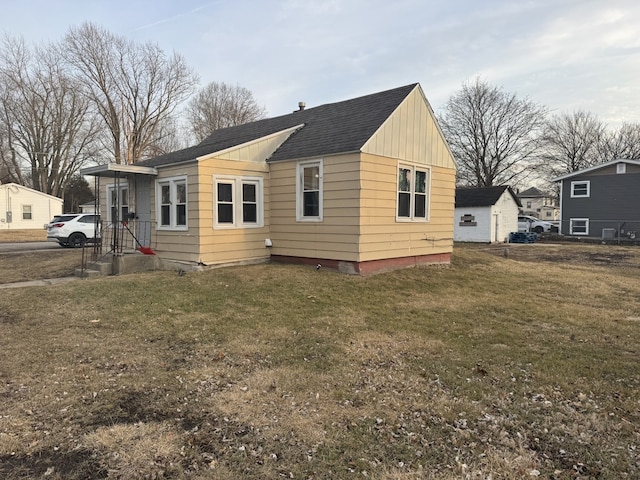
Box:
[553,159,640,239]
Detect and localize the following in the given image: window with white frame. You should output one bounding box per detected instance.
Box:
[617,163,626,174]
[22,205,32,220]
[570,181,590,198]
[397,164,429,221]
[296,160,322,221]
[157,176,187,230]
[570,218,589,235]
[107,184,129,222]
[213,175,263,228]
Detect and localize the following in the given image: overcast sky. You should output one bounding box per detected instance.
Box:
[2,0,639,128]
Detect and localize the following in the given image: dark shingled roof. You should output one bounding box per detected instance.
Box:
[137,83,418,168]
[455,186,521,208]
[518,187,546,197]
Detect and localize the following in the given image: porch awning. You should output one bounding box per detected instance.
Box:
[81,163,158,177]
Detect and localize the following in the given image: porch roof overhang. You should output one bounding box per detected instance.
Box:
[81,163,158,178]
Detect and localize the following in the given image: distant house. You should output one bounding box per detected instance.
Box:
[517,187,559,220]
[553,159,640,239]
[82,83,457,275]
[79,202,97,214]
[454,186,520,243]
[0,183,62,230]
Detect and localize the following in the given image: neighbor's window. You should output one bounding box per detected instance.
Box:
[570,218,589,235]
[107,184,129,222]
[570,181,590,198]
[213,175,263,228]
[157,176,187,230]
[22,205,32,220]
[296,160,323,221]
[397,163,429,221]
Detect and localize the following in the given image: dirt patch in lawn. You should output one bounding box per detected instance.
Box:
[464,242,640,269]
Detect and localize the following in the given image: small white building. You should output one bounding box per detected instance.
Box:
[0,183,63,230]
[454,186,521,243]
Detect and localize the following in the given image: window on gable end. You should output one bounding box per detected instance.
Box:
[397,163,430,221]
[570,181,590,198]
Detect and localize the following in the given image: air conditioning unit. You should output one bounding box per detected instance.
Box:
[602,228,616,240]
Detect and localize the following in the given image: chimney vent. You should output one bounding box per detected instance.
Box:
[298,101,306,111]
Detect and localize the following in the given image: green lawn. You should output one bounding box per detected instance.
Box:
[0,245,638,479]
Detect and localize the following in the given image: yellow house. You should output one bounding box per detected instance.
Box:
[82,83,456,275]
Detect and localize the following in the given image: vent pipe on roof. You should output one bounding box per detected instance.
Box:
[297,101,305,111]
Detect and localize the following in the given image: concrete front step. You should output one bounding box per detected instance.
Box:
[75,253,160,277]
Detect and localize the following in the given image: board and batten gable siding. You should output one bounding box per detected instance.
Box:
[0,184,62,229]
[197,158,271,265]
[362,85,455,170]
[269,153,361,261]
[560,164,640,236]
[208,125,302,163]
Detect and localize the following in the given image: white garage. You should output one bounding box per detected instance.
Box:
[454,186,521,243]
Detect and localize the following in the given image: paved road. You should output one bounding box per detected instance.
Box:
[0,242,62,254]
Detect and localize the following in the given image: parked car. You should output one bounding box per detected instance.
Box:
[46,214,101,248]
[518,215,558,234]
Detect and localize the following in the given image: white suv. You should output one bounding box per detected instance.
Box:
[518,215,558,234]
[46,214,101,248]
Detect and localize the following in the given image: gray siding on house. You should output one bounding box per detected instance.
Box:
[560,169,640,237]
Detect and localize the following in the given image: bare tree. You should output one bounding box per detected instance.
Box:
[597,122,640,163]
[0,83,25,184]
[62,22,198,164]
[186,81,266,143]
[0,35,99,197]
[540,110,606,177]
[439,77,547,187]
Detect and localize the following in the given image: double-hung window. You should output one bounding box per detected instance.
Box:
[22,205,32,220]
[157,176,187,230]
[296,160,323,221]
[570,181,590,198]
[397,163,429,221]
[570,218,589,235]
[213,175,263,228]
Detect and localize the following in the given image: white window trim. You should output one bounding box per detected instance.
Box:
[106,182,130,223]
[617,163,626,174]
[156,176,188,231]
[570,180,590,198]
[22,204,32,220]
[213,175,264,229]
[396,162,431,222]
[296,159,323,222]
[570,218,589,235]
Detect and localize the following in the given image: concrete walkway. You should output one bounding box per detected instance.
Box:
[0,277,80,289]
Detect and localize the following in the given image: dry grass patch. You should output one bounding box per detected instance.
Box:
[84,422,183,479]
[0,244,639,478]
[0,250,80,284]
[0,229,46,243]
